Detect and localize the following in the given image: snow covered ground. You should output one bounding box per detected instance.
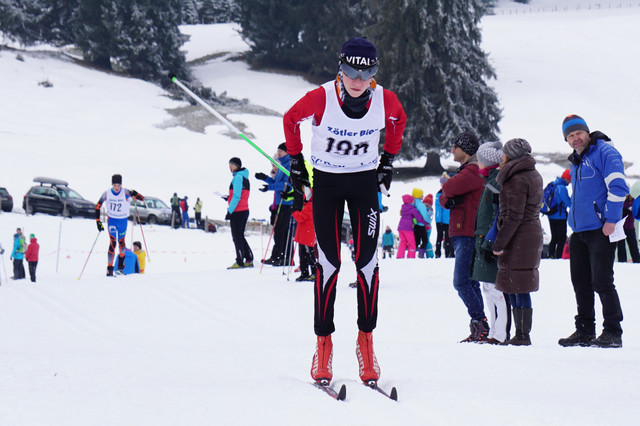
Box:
[1,1,640,424]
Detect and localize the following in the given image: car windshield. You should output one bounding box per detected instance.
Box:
[153,199,169,209]
[57,187,84,200]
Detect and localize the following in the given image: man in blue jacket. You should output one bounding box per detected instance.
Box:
[547,169,572,259]
[558,115,628,348]
[255,143,293,266]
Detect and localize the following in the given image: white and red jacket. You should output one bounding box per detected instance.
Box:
[283,79,406,172]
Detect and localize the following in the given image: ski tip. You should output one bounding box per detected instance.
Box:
[337,384,347,401]
[390,387,398,401]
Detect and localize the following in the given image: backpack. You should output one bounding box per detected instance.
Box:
[540,182,558,216]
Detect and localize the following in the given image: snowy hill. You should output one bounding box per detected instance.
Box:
[2,2,640,425]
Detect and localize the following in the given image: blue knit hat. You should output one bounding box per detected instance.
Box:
[562,114,589,140]
[340,38,378,69]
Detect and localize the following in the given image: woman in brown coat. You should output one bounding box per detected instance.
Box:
[492,138,543,345]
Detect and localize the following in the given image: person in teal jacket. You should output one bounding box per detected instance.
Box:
[381,226,395,258]
[10,228,26,280]
[435,179,453,258]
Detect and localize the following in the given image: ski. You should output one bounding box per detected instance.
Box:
[364,381,398,401]
[312,381,347,401]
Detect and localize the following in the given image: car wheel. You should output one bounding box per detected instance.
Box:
[148,215,157,225]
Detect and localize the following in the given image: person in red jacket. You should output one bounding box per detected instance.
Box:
[25,233,39,283]
[283,37,406,386]
[439,132,487,342]
[292,191,316,282]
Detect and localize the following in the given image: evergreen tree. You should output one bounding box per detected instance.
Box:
[182,0,200,24]
[0,0,50,45]
[368,0,501,161]
[75,0,117,70]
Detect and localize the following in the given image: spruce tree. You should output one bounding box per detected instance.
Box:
[368,0,501,162]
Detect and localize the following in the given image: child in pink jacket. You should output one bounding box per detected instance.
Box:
[397,194,425,258]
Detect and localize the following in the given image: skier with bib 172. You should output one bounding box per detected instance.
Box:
[96,174,145,276]
[283,37,406,386]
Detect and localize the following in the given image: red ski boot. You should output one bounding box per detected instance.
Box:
[356,330,380,383]
[310,335,333,384]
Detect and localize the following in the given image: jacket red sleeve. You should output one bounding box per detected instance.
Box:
[283,87,326,156]
[382,88,406,155]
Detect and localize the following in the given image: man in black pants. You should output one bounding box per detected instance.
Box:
[284,38,406,385]
[226,157,253,269]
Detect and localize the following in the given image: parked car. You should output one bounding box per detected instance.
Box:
[0,187,13,212]
[129,196,172,225]
[23,177,95,218]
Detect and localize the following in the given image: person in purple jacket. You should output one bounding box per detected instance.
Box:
[397,194,425,258]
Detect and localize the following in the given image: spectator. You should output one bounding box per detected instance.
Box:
[616,194,640,263]
[557,114,627,348]
[422,194,435,258]
[435,173,454,258]
[547,169,572,259]
[439,132,487,342]
[25,233,39,282]
[122,249,140,274]
[381,226,395,259]
[292,190,316,282]
[255,143,293,266]
[472,141,510,344]
[194,197,203,229]
[226,157,254,269]
[492,138,543,346]
[180,196,189,228]
[170,192,181,229]
[133,241,146,273]
[397,194,424,259]
[10,227,26,280]
[411,188,429,258]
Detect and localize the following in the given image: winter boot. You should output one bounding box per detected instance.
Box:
[311,335,333,384]
[508,308,532,346]
[558,331,595,347]
[296,273,310,282]
[106,265,114,277]
[460,318,489,342]
[356,330,380,383]
[591,331,622,348]
[117,255,125,273]
[417,249,425,258]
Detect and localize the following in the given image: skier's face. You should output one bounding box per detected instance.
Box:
[112,183,122,192]
[342,73,373,98]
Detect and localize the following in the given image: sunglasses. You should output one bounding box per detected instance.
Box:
[340,62,378,80]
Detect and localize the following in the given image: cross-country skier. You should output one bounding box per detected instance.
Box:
[95,174,145,276]
[283,37,406,385]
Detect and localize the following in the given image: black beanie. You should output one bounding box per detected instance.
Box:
[112,174,122,184]
[278,143,287,153]
[453,132,479,156]
[562,114,589,140]
[229,157,242,168]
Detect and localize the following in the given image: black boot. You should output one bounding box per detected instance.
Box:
[507,308,531,346]
[117,256,125,273]
[106,265,114,277]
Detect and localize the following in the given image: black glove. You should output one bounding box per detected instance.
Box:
[130,189,144,201]
[258,184,269,193]
[225,211,232,220]
[292,191,304,212]
[483,247,497,263]
[280,188,294,202]
[376,151,395,192]
[444,195,465,209]
[288,153,310,194]
[97,220,104,232]
[255,172,268,181]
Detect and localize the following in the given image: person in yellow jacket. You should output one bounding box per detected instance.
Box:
[133,241,146,273]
